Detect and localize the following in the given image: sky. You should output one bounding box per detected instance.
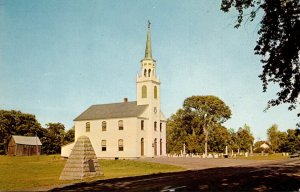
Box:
[0,0,299,140]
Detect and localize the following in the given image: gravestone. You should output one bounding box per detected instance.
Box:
[60,136,103,180]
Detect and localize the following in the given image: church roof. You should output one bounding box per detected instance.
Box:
[74,101,148,121]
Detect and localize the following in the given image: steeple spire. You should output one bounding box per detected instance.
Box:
[144,20,152,60]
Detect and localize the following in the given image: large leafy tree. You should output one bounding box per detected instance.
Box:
[236,124,255,152]
[167,109,199,154]
[221,0,300,126]
[0,110,44,154]
[183,95,232,156]
[167,96,231,156]
[285,128,300,152]
[228,128,240,152]
[266,124,288,152]
[208,125,231,153]
[0,109,74,155]
[42,123,66,154]
[63,126,75,145]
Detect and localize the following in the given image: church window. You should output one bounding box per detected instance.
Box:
[86,122,90,132]
[154,121,157,131]
[144,69,147,77]
[118,139,124,151]
[160,123,162,132]
[101,140,106,151]
[102,121,107,131]
[141,120,144,131]
[118,120,124,130]
[148,69,151,77]
[154,86,157,99]
[142,85,147,98]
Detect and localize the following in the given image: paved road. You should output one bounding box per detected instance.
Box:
[135,157,280,170]
[50,158,300,191]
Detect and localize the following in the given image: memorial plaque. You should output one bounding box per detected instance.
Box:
[88,159,96,172]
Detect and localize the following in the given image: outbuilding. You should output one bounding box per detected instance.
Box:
[7,135,42,156]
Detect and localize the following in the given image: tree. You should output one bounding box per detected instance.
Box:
[63,126,75,145]
[208,125,231,153]
[167,96,232,156]
[228,128,239,153]
[0,110,44,154]
[236,124,254,153]
[277,131,288,152]
[167,109,195,154]
[221,0,300,126]
[183,95,232,157]
[285,128,300,152]
[0,109,70,155]
[267,124,282,152]
[42,123,66,154]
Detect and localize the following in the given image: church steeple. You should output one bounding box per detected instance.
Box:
[137,21,160,106]
[144,20,153,60]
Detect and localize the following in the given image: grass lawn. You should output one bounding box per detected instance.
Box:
[0,155,185,191]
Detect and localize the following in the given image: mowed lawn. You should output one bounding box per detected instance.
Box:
[0,155,185,191]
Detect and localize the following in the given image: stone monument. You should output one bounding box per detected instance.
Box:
[60,136,103,180]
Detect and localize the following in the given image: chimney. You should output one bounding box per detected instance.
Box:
[124,98,128,103]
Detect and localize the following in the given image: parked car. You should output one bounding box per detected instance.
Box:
[290,151,300,158]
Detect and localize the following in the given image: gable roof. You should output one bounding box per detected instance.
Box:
[74,101,148,121]
[12,135,42,146]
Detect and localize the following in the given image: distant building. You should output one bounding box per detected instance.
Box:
[7,135,42,156]
[61,22,167,159]
[260,143,270,149]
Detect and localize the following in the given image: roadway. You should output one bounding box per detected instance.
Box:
[50,158,300,191]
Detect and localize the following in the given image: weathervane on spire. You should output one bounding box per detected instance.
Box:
[148,20,151,29]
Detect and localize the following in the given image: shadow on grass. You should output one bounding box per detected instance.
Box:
[50,160,300,191]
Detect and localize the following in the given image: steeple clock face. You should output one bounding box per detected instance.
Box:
[154,107,157,113]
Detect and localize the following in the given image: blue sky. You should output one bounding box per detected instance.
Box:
[0,0,298,140]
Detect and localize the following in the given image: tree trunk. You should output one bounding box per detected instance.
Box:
[204,128,208,158]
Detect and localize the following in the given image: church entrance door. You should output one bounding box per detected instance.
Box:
[141,138,144,156]
[160,139,162,155]
[154,138,157,156]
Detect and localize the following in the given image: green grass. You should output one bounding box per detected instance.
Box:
[0,155,185,191]
[235,153,289,160]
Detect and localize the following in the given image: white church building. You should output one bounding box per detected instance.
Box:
[61,22,167,159]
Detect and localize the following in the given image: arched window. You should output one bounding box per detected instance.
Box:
[144,69,147,77]
[101,140,106,151]
[142,85,147,98]
[154,121,157,131]
[86,122,90,132]
[141,120,144,130]
[102,121,107,131]
[118,139,124,151]
[118,120,123,130]
[154,86,157,99]
[148,69,151,77]
[160,123,162,132]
